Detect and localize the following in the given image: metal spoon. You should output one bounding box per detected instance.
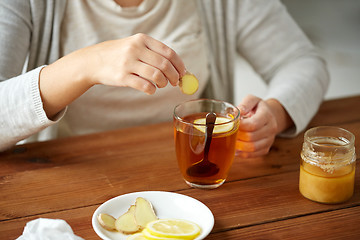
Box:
[186,112,220,177]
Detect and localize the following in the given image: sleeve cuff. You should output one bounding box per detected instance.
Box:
[30,65,67,125]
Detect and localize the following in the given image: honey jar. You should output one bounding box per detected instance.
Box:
[299,126,356,204]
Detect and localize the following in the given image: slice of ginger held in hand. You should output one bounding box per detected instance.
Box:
[179,71,199,95]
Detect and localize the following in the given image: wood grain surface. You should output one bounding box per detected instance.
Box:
[1,95,359,240]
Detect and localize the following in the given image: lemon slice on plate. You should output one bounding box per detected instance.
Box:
[193,117,234,134]
[141,229,184,240]
[127,233,147,240]
[145,219,201,239]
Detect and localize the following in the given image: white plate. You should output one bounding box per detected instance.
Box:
[92,191,214,240]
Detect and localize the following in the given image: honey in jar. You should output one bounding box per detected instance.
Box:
[299,126,356,204]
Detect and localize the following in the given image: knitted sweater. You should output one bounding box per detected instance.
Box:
[0,0,329,151]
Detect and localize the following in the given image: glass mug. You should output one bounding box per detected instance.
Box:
[173,99,240,189]
[299,126,356,204]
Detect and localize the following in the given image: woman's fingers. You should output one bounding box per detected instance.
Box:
[236,139,274,158]
[236,95,279,158]
[132,60,168,88]
[237,120,270,142]
[122,73,157,95]
[117,34,185,91]
[141,34,186,83]
[238,100,270,132]
[238,94,261,116]
[235,95,293,159]
[236,125,276,158]
[137,47,179,87]
[85,34,186,94]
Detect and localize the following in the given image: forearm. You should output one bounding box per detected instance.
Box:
[39,50,94,119]
[265,56,329,136]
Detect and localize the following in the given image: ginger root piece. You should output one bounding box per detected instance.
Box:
[134,197,158,229]
[179,72,199,95]
[98,197,158,234]
[115,205,141,234]
[97,213,117,231]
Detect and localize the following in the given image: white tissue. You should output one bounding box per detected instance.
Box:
[17,218,84,240]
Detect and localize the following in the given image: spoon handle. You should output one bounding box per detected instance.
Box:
[204,112,216,160]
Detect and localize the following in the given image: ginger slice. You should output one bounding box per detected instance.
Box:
[179,71,199,95]
[98,197,158,234]
[115,205,141,234]
[134,197,158,229]
[97,213,117,231]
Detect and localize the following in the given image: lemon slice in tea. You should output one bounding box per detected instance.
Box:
[145,219,201,239]
[193,117,234,134]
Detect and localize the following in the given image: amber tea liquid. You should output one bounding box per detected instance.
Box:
[174,112,238,187]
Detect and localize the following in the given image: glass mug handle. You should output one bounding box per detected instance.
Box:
[235,109,254,153]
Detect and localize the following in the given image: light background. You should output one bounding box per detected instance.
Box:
[234,0,360,104]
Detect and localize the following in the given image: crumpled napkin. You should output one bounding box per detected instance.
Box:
[17,218,84,240]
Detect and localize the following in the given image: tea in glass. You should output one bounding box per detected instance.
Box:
[173,99,240,189]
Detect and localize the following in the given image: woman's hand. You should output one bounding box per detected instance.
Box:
[236,95,293,158]
[40,33,185,119]
[82,33,186,93]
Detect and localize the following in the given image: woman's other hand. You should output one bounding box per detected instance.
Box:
[236,95,293,158]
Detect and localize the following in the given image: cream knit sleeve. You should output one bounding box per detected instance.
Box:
[0,1,66,151]
[0,67,66,151]
[235,0,329,136]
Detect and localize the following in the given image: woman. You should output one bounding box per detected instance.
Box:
[0,0,329,157]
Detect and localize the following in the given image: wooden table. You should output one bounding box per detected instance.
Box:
[1,96,360,239]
